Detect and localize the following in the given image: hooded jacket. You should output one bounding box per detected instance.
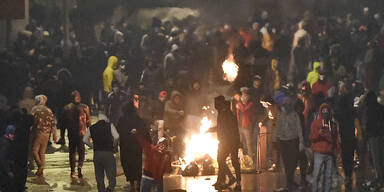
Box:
[310,103,339,155]
[164,91,184,129]
[214,96,240,147]
[103,56,118,92]
[306,61,321,87]
[274,97,304,143]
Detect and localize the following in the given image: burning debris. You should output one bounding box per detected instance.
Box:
[178,116,219,176]
[222,54,239,82]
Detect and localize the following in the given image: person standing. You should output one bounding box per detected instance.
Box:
[83,114,119,192]
[117,102,146,191]
[164,91,185,158]
[9,108,34,192]
[103,56,118,93]
[210,96,241,191]
[63,91,91,178]
[274,96,304,190]
[334,82,356,190]
[18,86,36,171]
[364,91,384,184]
[236,87,255,168]
[0,125,16,191]
[31,95,58,177]
[264,58,282,98]
[310,103,340,192]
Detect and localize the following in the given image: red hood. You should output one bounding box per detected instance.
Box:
[318,103,331,119]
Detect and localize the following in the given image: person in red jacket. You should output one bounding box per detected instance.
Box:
[131,129,171,192]
[310,103,340,192]
[311,71,333,98]
[237,87,255,168]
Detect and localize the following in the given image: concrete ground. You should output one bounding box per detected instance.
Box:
[25,141,374,192]
[25,116,375,192]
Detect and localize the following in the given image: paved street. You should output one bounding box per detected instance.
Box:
[24,142,372,192]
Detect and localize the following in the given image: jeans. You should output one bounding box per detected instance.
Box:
[312,152,333,192]
[140,176,162,192]
[239,126,254,159]
[94,151,116,192]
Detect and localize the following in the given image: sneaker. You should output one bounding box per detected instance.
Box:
[213,182,226,190]
[35,167,43,177]
[70,171,76,179]
[78,168,83,179]
[226,177,236,187]
[56,138,65,145]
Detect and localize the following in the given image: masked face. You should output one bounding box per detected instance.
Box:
[321,107,330,120]
[241,94,250,104]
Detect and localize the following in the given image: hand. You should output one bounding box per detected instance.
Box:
[53,136,58,144]
[320,128,328,135]
[131,129,137,135]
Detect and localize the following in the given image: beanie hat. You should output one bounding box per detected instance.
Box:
[159,91,167,97]
[5,125,16,135]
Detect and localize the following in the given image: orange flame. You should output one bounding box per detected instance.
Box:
[222,54,239,82]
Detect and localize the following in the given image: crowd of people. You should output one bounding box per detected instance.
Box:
[0,2,384,192]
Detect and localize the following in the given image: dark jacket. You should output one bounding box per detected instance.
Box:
[0,136,13,176]
[334,93,356,142]
[216,108,240,147]
[249,87,265,119]
[364,91,384,137]
[89,120,114,151]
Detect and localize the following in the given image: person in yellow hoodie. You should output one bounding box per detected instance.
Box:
[103,56,118,93]
[306,61,321,87]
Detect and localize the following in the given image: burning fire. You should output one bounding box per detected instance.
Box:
[222,54,239,82]
[182,117,219,169]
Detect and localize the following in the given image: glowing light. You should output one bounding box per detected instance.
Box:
[182,117,219,170]
[222,54,239,82]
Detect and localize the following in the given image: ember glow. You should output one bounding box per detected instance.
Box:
[222,54,239,82]
[182,117,219,169]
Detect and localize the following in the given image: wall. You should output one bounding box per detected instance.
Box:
[0,0,29,49]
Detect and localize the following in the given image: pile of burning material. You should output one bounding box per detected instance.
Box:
[222,54,239,82]
[176,117,219,176]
